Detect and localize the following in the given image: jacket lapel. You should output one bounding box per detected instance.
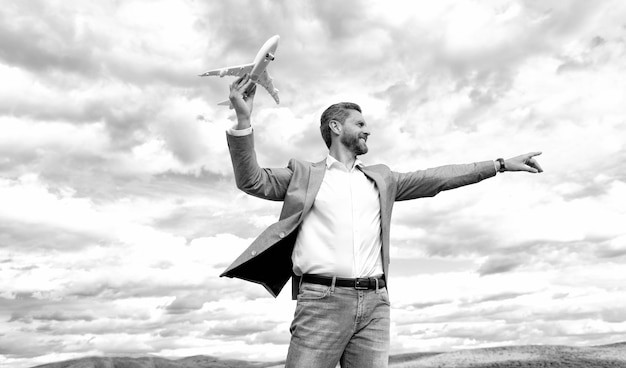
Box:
[359,166,391,273]
[359,166,390,220]
[291,159,326,298]
[301,159,326,219]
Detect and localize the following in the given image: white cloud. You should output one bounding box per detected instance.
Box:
[0,175,114,245]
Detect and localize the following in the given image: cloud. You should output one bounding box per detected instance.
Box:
[595,235,626,259]
[165,293,212,315]
[0,1,101,76]
[478,257,524,276]
[471,292,529,304]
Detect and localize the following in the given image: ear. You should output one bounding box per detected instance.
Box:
[329,120,342,135]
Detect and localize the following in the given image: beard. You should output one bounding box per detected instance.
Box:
[341,133,368,155]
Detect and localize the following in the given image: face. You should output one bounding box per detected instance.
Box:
[338,110,370,155]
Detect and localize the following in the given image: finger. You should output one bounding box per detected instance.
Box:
[233,73,245,85]
[241,78,254,92]
[525,153,543,172]
[525,165,538,174]
[522,159,541,173]
[230,73,249,91]
[240,80,255,100]
[238,73,250,87]
[530,160,544,173]
[246,82,257,96]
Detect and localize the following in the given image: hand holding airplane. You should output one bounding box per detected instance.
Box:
[199,35,280,108]
[229,73,257,125]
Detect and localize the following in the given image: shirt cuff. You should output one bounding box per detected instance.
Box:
[227,126,253,136]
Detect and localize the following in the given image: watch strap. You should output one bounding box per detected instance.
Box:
[496,158,506,173]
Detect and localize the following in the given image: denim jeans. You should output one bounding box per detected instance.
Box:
[285,280,390,368]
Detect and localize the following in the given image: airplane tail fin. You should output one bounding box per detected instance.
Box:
[218,100,234,109]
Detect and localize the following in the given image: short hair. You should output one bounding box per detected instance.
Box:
[320,102,362,148]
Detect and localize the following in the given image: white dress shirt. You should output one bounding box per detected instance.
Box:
[292,154,384,278]
[227,126,384,278]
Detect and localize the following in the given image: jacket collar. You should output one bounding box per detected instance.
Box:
[325,154,363,171]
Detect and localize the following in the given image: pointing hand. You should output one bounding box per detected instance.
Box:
[504,152,544,173]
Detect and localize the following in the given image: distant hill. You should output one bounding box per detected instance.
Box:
[31,356,284,368]
[390,342,626,368]
[31,342,626,368]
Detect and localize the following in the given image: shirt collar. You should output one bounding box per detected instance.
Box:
[326,154,364,171]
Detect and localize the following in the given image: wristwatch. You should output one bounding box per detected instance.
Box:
[496,158,506,173]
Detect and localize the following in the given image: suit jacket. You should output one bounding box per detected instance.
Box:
[220,132,496,299]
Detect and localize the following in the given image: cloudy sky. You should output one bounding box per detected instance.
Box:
[1,0,626,367]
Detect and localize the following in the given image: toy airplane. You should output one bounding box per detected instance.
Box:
[199,35,280,107]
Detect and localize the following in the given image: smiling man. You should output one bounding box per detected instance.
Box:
[220,74,543,368]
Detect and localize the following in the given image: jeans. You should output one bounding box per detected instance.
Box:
[285,280,390,368]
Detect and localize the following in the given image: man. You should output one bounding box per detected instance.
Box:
[220,74,543,368]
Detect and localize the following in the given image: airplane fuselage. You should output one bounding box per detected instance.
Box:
[200,35,281,106]
[250,35,279,82]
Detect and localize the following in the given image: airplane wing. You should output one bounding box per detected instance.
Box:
[257,69,280,104]
[199,63,254,78]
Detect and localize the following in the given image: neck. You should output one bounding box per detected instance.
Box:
[329,144,357,169]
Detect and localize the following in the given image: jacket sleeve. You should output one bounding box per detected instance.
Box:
[393,161,496,201]
[226,132,293,201]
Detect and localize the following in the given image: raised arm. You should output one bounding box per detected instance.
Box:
[226,74,292,201]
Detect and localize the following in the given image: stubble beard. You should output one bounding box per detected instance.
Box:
[341,133,368,156]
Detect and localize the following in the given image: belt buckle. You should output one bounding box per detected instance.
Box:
[354,278,369,290]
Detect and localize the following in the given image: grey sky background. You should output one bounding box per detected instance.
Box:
[1,1,626,367]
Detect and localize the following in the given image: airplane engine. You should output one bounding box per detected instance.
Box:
[219,69,227,77]
[265,53,275,61]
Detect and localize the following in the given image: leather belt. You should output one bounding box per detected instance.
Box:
[302,274,386,290]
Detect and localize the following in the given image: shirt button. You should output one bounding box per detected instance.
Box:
[279,232,286,238]
[251,250,257,256]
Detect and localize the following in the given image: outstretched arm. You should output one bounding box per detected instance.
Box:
[393,152,544,201]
